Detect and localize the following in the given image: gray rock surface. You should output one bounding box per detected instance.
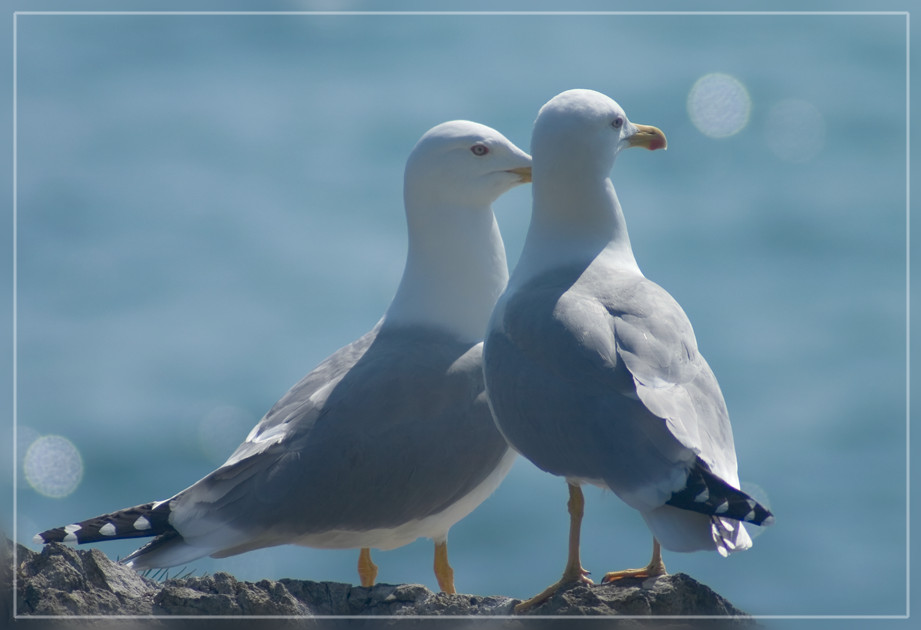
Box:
[3,534,759,628]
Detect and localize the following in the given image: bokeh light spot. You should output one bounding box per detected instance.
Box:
[741,482,773,540]
[764,99,826,163]
[687,73,752,138]
[23,435,84,498]
[199,405,253,465]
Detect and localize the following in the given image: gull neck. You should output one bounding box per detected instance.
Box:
[512,170,641,288]
[384,200,509,343]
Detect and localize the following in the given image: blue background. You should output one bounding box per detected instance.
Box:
[1,3,915,628]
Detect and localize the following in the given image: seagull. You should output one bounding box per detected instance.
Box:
[35,120,532,594]
[482,89,773,612]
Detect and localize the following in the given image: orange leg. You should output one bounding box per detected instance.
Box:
[601,537,667,583]
[433,539,456,594]
[357,547,379,588]
[514,483,594,613]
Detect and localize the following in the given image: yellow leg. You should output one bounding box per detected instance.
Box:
[433,539,456,594]
[357,547,378,588]
[514,483,594,614]
[601,537,667,583]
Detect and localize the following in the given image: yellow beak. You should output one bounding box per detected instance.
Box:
[506,166,533,183]
[627,124,668,151]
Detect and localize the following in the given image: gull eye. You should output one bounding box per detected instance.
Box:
[612,116,625,129]
[470,144,489,156]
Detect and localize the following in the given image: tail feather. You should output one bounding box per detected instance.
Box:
[121,531,216,569]
[666,458,774,527]
[33,500,174,545]
[710,514,752,557]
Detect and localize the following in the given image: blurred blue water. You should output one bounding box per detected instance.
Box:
[3,10,910,621]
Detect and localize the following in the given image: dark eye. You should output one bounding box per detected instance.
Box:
[471,144,489,156]
[612,116,625,129]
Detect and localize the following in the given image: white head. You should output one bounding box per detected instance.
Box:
[510,90,667,283]
[532,89,666,179]
[404,120,532,211]
[385,121,530,341]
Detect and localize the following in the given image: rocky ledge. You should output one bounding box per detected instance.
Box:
[3,535,758,627]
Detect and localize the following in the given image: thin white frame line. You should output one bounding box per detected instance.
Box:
[10,8,910,622]
[905,10,912,620]
[9,10,912,17]
[11,10,18,620]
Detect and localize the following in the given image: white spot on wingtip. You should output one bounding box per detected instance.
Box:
[714,501,729,514]
[99,523,116,536]
[63,524,82,534]
[32,534,44,544]
[133,516,151,530]
[694,488,709,503]
[63,532,78,543]
[763,515,775,526]
[744,510,756,522]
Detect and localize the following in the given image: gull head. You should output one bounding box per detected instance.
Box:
[532,89,666,177]
[405,121,532,209]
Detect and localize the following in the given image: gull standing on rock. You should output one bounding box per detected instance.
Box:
[483,89,773,612]
[35,121,532,594]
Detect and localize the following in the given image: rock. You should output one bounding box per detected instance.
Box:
[0,533,11,624]
[18,541,157,615]
[3,534,760,627]
[523,573,749,617]
[152,572,309,616]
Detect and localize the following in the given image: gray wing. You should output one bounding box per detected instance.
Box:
[170,324,509,546]
[599,270,740,485]
[221,325,381,469]
[486,264,739,513]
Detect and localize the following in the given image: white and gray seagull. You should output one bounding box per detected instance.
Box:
[35,120,531,594]
[483,89,773,612]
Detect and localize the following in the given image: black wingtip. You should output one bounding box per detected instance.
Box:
[666,459,774,526]
[34,500,175,545]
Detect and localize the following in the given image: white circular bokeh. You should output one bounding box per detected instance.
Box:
[687,73,752,138]
[741,482,773,540]
[764,98,827,163]
[23,435,84,498]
